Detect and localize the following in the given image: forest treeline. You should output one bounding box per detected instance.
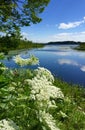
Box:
[0,35,85,54]
[47,41,85,50]
[0,36,44,54]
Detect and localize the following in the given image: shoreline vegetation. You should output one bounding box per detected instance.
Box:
[0,44,85,129]
[0,36,44,54]
[47,41,85,51]
[0,35,85,54]
[75,42,85,50]
[0,63,85,129]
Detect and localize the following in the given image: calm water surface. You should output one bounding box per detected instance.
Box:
[2,45,85,87]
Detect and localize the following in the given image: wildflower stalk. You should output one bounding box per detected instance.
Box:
[25,67,64,130]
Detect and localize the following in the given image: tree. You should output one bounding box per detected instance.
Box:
[0,0,50,36]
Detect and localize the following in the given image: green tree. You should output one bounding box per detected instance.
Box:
[0,0,50,35]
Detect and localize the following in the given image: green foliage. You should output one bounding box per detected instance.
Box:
[0,68,85,129]
[0,52,4,59]
[54,78,85,130]
[76,43,85,50]
[0,0,50,35]
[0,119,19,130]
[0,36,44,53]
[0,36,19,50]
[0,53,85,130]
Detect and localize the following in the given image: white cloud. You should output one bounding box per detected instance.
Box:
[58,16,85,29]
[22,32,29,39]
[21,31,85,43]
[21,32,37,42]
[51,32,85,42]
[84,16,85,20]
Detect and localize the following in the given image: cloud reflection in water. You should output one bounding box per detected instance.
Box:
[58,59,85,72]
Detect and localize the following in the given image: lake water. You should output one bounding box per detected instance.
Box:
[2,44,85,87]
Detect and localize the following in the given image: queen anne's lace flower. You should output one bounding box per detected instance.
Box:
[25,67,64,108]
[0,53,65,130]
[0,119,19,130]
[39,111,60,130]
[0,62,8,72]
[25,67,64,130]
[14,55,39,66]
[35,67,54,82]
[0,66,8,71]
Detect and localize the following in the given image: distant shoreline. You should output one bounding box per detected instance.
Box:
[44,41,85,51]
[46,41,80,45]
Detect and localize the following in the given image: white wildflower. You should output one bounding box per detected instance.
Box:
[39,112,60,130]
[47,101,58,109]
[60,111,68,118]
[14,55,39,66]
[24,67,64,130]
[0,66,8,71]
[0,119,19,130]
[35,67,54,82]
[25,67,64,109]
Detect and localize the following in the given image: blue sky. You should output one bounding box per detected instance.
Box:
[21,0,85,43]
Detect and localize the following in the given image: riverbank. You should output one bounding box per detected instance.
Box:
[0,44,85,129]
[54,78,85,130]
[46,41,85,51]
[0,64,85,130]
[75,42,85,50]
[0,36,44,54]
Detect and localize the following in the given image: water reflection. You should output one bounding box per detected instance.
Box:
[58,59,85,73]
[58,59,79,66]
[1,44,85,86]
[55,51,73,56]
[80,66,85,72]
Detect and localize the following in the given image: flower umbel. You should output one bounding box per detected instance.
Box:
[14,55,39,66]
[25,67,64,130]
[25,67,64,109]
[39,112,60,130]
[0,119,19,130]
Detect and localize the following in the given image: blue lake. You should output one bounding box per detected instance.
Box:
[2,44,85,87]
